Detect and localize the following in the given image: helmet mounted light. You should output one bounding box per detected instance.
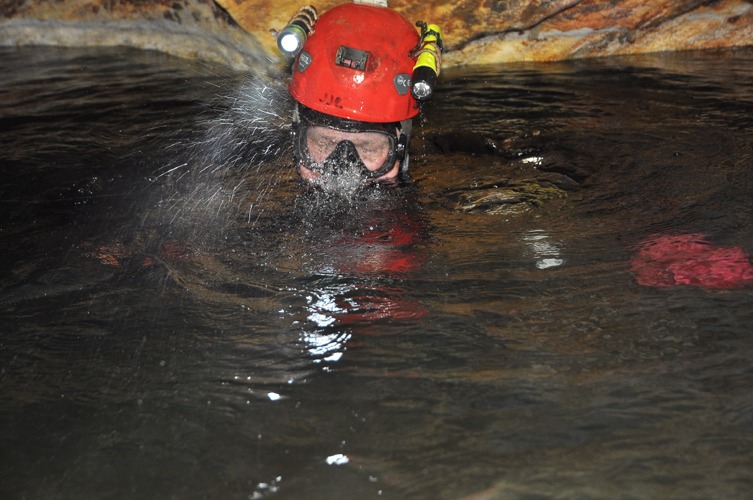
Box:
[410,21,443,101]
[272,5,318,57]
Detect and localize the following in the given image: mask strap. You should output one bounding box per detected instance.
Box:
[398,119,412,175]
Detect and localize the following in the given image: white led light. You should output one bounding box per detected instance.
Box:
[279,33,301,54]
[412,81,432,99]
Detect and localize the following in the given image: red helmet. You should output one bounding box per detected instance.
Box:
[288,3,420,123]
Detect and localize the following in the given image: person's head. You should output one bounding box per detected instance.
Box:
[282,1,429,188]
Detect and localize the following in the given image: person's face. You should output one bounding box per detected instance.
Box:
[298,126,400,183]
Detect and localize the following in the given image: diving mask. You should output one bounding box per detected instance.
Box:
[295,107,406,179]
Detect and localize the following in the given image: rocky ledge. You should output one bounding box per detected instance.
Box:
[1,0,752,69]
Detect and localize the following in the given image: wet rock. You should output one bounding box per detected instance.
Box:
[446,178,568,215]
[0,0,270,71]
[414,130,548,159]
[222,0,753,66]
[429,131,500,155]
[1,0,753,68]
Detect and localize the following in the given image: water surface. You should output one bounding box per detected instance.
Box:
[2,46,753,499]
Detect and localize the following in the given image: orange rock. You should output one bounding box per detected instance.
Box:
[1,0,752,67]
[221,0,753,65]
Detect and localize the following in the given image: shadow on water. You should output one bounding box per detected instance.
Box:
[2,45,753,499]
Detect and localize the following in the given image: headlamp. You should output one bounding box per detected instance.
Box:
[410,22,443,101]
[273,5,318,56]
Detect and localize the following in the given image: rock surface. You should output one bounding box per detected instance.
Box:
[0,0,268,70]
[1,0,753,69]
[229,0,753,67]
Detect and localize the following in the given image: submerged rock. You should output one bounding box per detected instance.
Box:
[631,233,753,288]
[448,178,569,215]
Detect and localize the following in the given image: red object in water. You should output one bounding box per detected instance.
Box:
[631,233,753,288]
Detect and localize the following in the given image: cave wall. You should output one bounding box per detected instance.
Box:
[0,0,268,70]
[1,0,752,70]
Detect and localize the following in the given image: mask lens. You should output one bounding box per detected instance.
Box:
[302,125,396,177]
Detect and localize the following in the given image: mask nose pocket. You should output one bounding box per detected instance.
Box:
[326,140,364,175]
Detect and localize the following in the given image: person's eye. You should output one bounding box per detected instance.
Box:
[312,139,331,151]
[369,146,387,157]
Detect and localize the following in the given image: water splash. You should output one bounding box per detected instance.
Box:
[305,161,368,199]
[149,75,297,242]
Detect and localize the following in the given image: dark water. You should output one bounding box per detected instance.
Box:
[2,45,753,499]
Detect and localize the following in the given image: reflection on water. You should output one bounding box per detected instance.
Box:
[2,45,753,499]
[522,229,564,269]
